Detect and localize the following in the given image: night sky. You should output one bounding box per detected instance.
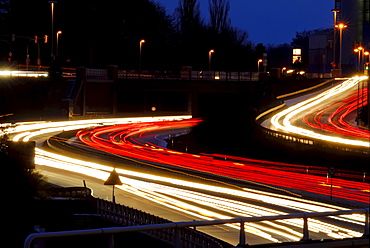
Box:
[156,0,334,45]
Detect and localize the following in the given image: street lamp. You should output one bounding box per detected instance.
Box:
[354,46,364,72]
[56,31,62,57]
[331,9,340,67]
[335,23,347,74]
[208,49,214,70]
[257,59,263,73]
[139,39,145,77]
[48,1,57,60]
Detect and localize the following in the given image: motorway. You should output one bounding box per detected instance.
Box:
[267,76,369,148]
[0,124,364,244]
[2,76,369,244]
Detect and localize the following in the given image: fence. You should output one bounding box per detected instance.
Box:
[86,68,108,79]
[24,206,369,248]
[117,69,260,81]
[96,199,223,248]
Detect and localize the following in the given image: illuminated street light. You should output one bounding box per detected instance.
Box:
[331,9,340,67]
[139,39,145,78]
[56,31,62,57]
[335,23,347,75]
[354,46,364,72]
[48,1,57,60]
[209,49,214,70]
[257,59,263,73]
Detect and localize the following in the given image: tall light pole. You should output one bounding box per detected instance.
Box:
[49,1,57,61]
[331,9,340,67]
[56,31,62,57]
[335,23,347,75]
[208,49,214,70]
[139,39,145,78]
[354,46,364,72]
[257,59,263,73]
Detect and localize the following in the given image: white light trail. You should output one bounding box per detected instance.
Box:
[270,76,369,147]
[4,116,365,244]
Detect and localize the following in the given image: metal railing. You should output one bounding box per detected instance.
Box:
[96,199,222,248]
[117,69,260,81]
[86,68,107,77]
[24,208,369,248]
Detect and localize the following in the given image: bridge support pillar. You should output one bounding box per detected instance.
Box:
[301,215,310,241]
[237,220,246,247]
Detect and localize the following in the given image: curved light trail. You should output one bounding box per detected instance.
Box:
[270,76,369,148]
[303,86,369,139]
[33,147,366,243]
[2,116,367,245]
[75,120,369,204]
[2,74,369,245]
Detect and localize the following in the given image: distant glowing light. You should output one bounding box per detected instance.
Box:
[0,70,48,77]
[293,49,301,55]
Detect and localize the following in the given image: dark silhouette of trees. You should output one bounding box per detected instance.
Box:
[266,43,291,69]
[208,0,230,34]
[176,0,203,34]
[174,0,207,69]
[0,0,306,72]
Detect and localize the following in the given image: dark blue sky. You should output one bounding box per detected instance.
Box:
[156,0,334,45]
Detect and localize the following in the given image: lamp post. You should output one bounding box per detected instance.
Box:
[335,23,347,75]
[139,39,145,78]
[257,59,263,73]
[208,49,214,70]
[331,9,340,67]
[48,1,57,60]
[56,31,62,58]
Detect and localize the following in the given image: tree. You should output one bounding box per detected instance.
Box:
[175,0,203,35]
[175,0,207,69]
[208,0,230,34]
[266,43,292,69]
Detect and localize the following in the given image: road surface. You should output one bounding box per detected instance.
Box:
[4,115,368,246]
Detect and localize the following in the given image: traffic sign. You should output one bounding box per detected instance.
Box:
[328,166,336,176]
[104,169,122,185]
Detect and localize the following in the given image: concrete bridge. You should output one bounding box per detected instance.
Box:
[66,66,263,120]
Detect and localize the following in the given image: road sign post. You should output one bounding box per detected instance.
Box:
[104,169,123,203]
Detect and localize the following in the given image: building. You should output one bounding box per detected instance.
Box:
[307,28,333,77]
[334,0,370,74]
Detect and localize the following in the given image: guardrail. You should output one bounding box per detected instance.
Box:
[24,208,369,248]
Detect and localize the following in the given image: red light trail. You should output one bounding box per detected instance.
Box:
[303,86,369,139]
[77,118,369,204]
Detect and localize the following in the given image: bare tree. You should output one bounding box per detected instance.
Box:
[176,0,203,34]
[208,0,230,34]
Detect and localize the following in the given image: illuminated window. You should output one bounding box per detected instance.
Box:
[293,49,301,55]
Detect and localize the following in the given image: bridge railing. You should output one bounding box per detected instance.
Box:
[95,199,223,248]
[117,69,260,81]
[24,207,369,248]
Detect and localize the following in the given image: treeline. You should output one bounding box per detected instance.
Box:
[0,0,304,71]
